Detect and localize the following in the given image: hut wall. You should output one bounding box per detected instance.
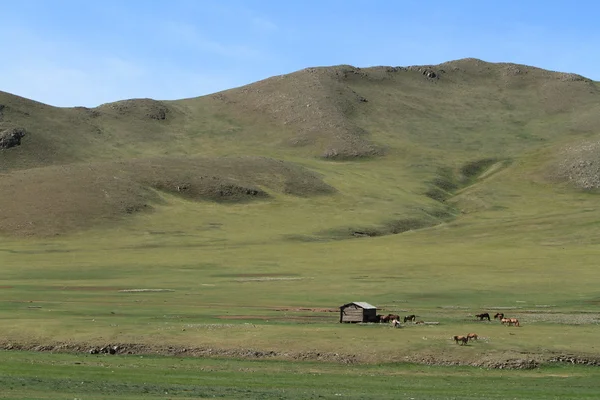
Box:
[363,308,377,322]
[340,305,365,323]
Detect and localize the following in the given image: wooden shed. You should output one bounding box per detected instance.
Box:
[339,302,378,323]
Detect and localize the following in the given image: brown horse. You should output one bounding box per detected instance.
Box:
[380,314,400,323]
[475,313,490,321]
[494,313,504,320]
[501,317,520,327]
[466,333,478,341]
[403,314,417,323]
[453,335,468,345]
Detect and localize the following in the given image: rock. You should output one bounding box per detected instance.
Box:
[0,127,26,149]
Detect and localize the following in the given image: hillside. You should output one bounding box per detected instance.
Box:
[0,58,599,237]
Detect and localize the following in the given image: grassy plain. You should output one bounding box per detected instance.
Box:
[1,153,600,363]
[2,351,600,399]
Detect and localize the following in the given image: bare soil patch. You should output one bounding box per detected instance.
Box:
[217,314,333,322]
[273,307,338,313]
[49,286,123,291]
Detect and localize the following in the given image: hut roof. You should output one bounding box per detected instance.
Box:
[341,301,377,310]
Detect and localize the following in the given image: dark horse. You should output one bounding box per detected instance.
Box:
[453,335,468,345]
[494,313,504,320]
[403,314,417,323]
[475,313,490,321]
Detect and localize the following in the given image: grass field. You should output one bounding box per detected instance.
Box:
[1,351,600,399]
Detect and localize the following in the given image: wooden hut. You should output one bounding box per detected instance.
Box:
[339,302,378,323]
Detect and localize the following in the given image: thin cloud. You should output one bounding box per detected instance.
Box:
[251,16,278,33]
[0,23,239,107]
[161,20,262,59]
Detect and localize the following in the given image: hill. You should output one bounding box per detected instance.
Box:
[1,58,599,237]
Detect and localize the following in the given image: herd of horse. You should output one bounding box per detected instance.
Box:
[453,312,521,345]
[377,313,423,326]
[474,312,520,326]
[376,311,521,345]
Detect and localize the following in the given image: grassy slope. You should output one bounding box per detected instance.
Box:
[1,58,600,367]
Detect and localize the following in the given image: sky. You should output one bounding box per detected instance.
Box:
[1,0,599,107]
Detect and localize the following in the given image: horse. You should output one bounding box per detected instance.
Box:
[466,333,478,341]
[501,318,513,326]
[380,314,399,323]
[403,314,416,323]
[509,318,520,327]
[453,335,468,345]
[391,319,401,328]
[475,313,490,321]
[494,313,504,320]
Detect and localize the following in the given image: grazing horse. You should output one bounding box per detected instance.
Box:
[501,317,520,327]
[466,333,478,341]
[494,313,504,320]
[403,314,417,323]
[453,335,468,345]
[475,313,490,321]
[391,319,401,328]
[380,314,400,323]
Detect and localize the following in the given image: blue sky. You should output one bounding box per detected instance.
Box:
[1,0,598,107]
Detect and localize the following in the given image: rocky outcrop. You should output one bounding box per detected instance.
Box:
[0,127,26,149]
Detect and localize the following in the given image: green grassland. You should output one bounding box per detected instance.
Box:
[1,58,600,395]
[2,351,600,399]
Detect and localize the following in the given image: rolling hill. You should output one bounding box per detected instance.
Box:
[0,58,598,237]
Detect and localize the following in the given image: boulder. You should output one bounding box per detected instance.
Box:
[0,127,26,149]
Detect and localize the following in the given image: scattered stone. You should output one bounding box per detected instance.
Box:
[423,70,437,79]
